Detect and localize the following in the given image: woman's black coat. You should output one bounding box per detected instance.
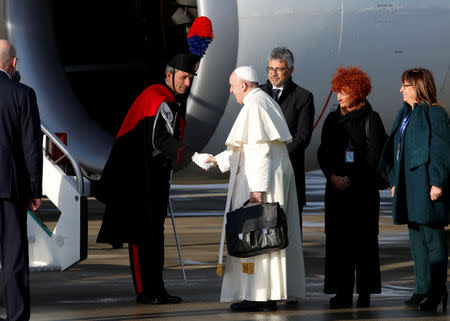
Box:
[317,101,387,235]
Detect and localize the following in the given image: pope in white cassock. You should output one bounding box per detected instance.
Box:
[207,66,305,312]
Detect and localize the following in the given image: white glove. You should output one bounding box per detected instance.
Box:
[192,152,215,170]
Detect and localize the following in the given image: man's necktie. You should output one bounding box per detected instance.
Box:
[272,89,281,102]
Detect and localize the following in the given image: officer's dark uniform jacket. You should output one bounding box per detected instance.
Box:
[96,84,195,247]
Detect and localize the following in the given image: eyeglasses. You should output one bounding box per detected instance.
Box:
[401,83,413,88]
[266,67,288,74]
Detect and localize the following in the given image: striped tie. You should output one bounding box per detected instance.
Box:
[272,89,281,102]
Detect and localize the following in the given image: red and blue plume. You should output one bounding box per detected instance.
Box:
[187,16,214,57]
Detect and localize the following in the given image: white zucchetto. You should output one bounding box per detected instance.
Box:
[234,66,259,83]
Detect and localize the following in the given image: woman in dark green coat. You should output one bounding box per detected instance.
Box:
[380,68,450,311]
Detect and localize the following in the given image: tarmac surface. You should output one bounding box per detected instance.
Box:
[2,171,449,320]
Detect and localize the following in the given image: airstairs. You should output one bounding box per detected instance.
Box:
[27,123,88,271]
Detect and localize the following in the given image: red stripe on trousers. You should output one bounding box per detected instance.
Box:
[132,244,143,294]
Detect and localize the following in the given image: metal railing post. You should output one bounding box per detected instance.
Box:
[40,122,84,195]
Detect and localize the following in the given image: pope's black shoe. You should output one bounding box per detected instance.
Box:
[230,300,277,312]
[136,292,182,304]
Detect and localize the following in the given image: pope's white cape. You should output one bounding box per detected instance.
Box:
[225,88,292,147]
[216,87,305,302]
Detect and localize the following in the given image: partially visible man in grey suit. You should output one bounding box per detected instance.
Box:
[0,39,42,321]
[261,47,315,232]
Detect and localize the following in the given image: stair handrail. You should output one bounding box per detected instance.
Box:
[40,122,84,195]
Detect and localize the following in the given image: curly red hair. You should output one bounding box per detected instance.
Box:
[331,66,371,100]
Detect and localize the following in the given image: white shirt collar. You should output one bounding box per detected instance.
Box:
[0,69,11,79]
[243,87,260,105]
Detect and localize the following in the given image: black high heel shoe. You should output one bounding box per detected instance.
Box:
[356,294,370,308]
[404,293,426,308]
[329,294,352,308]
[419,292,448,312]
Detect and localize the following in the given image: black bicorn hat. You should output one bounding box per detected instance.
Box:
[167,53,200,75]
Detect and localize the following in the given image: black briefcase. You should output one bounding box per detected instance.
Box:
[225,200,289,258]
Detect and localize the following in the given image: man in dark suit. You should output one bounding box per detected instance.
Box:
[0,39,42,321]
[261,46,315,231]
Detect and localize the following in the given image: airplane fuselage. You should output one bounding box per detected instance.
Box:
[2,0,450,176]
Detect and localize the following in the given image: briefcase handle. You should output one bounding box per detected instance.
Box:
[241,199,267,207]
[242,192,267,206]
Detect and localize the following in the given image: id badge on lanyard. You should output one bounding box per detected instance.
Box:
[345,147,354,163]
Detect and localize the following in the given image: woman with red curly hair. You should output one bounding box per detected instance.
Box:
[317,66,387,308]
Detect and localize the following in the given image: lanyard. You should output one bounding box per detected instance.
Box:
[397,111,411,161]
[399,111,411,137]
